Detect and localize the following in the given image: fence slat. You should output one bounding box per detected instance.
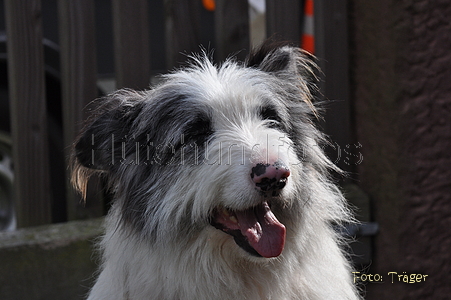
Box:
[266,0,301,46]
[165,0,203,69]
[4,0,52,227]
[112,0,151,90]
[58,0,103,220]
[314,0,353,173]
[215,0,250,62]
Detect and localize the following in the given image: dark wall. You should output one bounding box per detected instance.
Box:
[350,0,451,299]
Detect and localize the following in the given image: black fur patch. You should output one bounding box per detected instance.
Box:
[246,39,292,72]
[259,105,284,130]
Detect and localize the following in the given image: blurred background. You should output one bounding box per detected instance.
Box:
[0,0,449,299]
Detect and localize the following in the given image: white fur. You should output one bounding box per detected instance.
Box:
[74,44,361,300]
[89,211,357,300]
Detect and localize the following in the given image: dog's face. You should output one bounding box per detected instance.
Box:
[73,42,329,260]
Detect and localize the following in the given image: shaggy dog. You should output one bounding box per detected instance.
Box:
[72,41,360,300]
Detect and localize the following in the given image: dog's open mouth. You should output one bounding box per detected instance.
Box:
[210,202,286,258]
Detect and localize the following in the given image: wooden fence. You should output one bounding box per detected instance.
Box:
[3,0,350,228]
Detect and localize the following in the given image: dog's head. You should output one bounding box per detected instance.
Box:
[72,41,341,259]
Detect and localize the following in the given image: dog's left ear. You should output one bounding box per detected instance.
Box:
[245,40,319,98]
[246,40,317,76]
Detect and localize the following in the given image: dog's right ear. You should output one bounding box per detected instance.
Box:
[74,108,122,171]
[73,91,144,171]
[71,90,144,194]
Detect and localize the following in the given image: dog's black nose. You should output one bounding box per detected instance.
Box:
[250,161,290,192]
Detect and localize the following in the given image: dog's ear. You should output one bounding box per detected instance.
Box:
[72,90,144,171]
[74,109,123,171]
[246,39,319,82]
[246,39,320,113]
[71,90,145,197]
[246,40,291,72]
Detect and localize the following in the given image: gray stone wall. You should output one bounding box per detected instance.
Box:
[0,218,103,300]
[350,1,451,298]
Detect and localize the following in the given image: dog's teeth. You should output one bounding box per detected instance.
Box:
[221,208,238,224]
[229,215,238,224]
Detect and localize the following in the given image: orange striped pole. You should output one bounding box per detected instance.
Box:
[301,0,315,54]
[203,0,216,11]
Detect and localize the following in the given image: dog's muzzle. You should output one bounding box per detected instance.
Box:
[210,161,289,258]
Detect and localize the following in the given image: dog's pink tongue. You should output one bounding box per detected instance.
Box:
[235,202,286,258]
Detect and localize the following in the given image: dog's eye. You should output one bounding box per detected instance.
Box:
[259,106,283,129]
[184,117,213,145]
